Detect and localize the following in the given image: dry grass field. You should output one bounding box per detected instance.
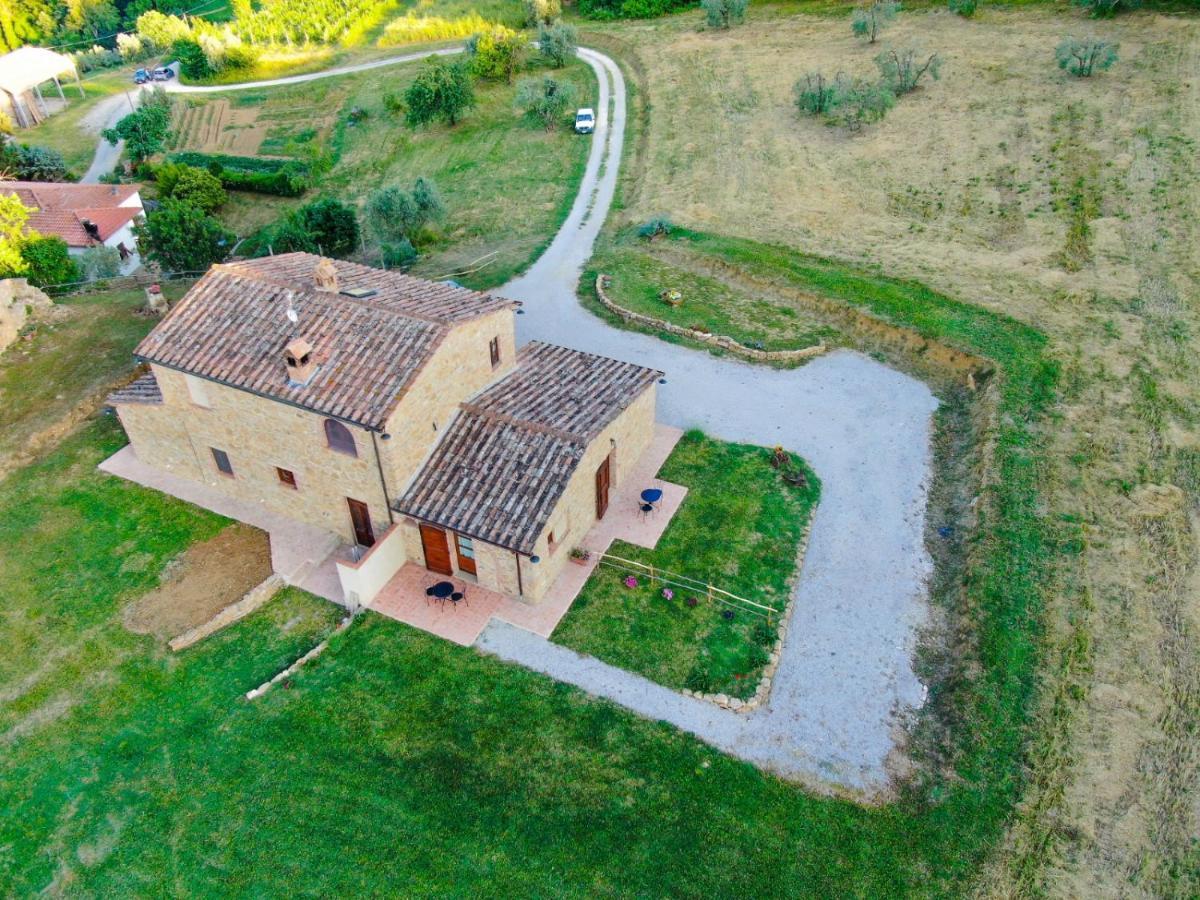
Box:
[591,5,1200,896]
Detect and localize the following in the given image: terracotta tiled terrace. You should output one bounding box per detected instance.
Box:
[368,425,688,645]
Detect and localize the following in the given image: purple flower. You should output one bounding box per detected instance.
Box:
[662,588,674,601]
[624,576,638,589]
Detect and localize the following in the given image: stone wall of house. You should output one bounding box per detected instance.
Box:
[392,384,658,604]
[381,308,516,495]
[119,363,395,545]
[0,278,52,356]
[519,384,659,601]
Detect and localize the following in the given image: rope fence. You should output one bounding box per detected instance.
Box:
[595,553,781,622]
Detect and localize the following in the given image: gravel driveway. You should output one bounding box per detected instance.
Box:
[483,48,939,795]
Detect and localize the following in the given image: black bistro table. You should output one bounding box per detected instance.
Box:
[430,581,455,600]
[640,488,664,506]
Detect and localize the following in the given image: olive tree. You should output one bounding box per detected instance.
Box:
[516,76,577,130]
[851,0,899,44]
[875,48,941,94]
[538,21,578,67]
[404,60,476,127]
[794,71,838,116]
[827,77,895,130]
[1056,37,1118,77]
[702,0,749,28]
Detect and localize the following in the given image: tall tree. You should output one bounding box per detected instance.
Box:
[134,200,233,272]
[404,60,475,128]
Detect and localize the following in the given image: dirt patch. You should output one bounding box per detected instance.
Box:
[124,524,273,639]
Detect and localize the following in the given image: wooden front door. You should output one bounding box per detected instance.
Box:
[347,498,375,548]
[454,533,477,576]
[420,523,453,575]
[595,454,611,519]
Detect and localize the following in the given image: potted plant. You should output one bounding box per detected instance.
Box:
[569,547,590,566]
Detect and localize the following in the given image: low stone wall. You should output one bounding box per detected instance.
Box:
[595,275,827,365]
[681,516,815,714]
[168,573,285,652]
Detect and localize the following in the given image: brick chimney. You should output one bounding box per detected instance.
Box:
[313,257,338,293]
[284,337,316,385]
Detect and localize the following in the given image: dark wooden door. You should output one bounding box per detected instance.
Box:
[595,455,611,519]
[420,524,453,575]
[454,533,477,576]
[347,498,375,548]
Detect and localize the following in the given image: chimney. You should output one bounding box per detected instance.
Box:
[284,337,316,385]
[313,257,338,293]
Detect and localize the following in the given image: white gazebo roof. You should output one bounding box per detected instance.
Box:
[0,47,76,95]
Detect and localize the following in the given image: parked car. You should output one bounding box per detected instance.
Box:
[151,67,175,81]
[133,68,150,84]
[574,108,595,134]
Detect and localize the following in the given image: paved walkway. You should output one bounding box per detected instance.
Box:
[481,48,939,796]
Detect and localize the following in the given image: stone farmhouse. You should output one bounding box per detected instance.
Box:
[108,253,662,605]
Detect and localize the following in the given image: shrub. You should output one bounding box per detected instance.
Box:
[294,198,360,257]
[1056,37,1119,77]
[0,109,12,136]
[794,72,838,116]
[133,199,234,272]
[875,48,941,94]
[516,76,577,130]
[827,77,895,130]
[405,60,475,127]
[365,178,444,246]
[638,216,672,239]
[538,21,578,68]
[467,25,527,82]
[702,0,748,29]
[383,91,405,115]
[382,238,417,269]
[79,245,122,280]
[116,32,145,60]
[525,0,562,25]
[136,10,192,48]
[223,43,261,70]
[19,236,77,288]
[167,166,227,212]
[72,45,123,74]
[172,38,214,80]
[851,0,899,44]
[948,0,977,16]
[165,153,310,196]
[577,0,692,19]
[14,145,69,181]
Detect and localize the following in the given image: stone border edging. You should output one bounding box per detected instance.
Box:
[595,275,827,364]
[245,612,356,700]
[168,574,285,652]
[681,516,815,713]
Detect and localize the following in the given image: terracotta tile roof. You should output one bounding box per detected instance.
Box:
[1,181,143,246]
[133,254,516,429]
[465,342,663,441]
[397,344,661,554]
[107,371,162,405]
[221,254,519,323]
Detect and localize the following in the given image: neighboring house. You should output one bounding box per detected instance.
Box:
[1,181,145,274]
[108,253,662,604]
[0,47,82,128]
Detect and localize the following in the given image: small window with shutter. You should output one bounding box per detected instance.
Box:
[211,447,233,477]
[489,336,501,369]
[277,467,297,489]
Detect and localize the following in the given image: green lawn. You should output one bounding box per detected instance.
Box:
[0,284,189,474]
[553,431,820,699]
[587,231,844,355]
[187,56,593,289]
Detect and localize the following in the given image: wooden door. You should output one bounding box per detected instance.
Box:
[420,523,453,575]
[454,533,477,576]
[595,454,611,519]
[347,498,375,548]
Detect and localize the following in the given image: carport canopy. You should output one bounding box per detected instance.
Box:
[0,46,82,100]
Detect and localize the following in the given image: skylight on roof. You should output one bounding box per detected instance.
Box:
[340,287,377,299]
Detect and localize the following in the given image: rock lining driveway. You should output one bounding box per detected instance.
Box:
[488,48,938,796]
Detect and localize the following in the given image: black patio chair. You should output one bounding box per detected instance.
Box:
[447,589,468,609]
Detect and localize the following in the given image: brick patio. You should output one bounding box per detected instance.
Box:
[368,425,688,645]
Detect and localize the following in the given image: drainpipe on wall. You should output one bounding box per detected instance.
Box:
[370,430,395,525]
[513,550,524,598]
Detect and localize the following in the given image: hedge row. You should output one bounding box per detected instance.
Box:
[164,152,309,197]
[577,0,696,20]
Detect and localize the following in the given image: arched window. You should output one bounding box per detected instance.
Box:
[324,419,357,457]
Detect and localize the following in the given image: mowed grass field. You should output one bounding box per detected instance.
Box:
[182,55,594,289]
[587,5,1200,894]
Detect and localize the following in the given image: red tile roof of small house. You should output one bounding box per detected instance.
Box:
[396,342,662,554]
[1,181,143,247]
[133,254,519,429]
